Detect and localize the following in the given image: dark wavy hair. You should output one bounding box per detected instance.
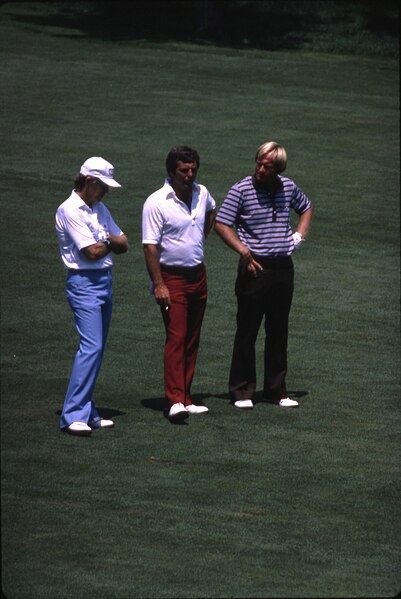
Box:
[165,146,200,176]
[74,173,87,191]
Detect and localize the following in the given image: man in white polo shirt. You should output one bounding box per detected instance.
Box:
[55,157,128,436]
[142,146,216,422]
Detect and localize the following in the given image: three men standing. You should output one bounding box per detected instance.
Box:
[56,141,312,432]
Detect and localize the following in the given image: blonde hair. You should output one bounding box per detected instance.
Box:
[255,141,287,174]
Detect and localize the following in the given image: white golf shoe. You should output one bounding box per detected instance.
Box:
[168,402,189,422]
[66,422,92,436]
[278,397,299,408]
[234,399,254,409]
[89,418,115,428]
[185,404,209,415]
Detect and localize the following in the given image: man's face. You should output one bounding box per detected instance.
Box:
[254,153,277,186]
[170,160,198,197]
[86,178,109,204]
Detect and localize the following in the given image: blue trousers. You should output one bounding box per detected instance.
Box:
[60,269,113,429]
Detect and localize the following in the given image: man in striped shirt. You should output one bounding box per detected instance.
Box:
[214,141,313,409]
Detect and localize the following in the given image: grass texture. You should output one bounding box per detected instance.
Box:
[1,3,400,598]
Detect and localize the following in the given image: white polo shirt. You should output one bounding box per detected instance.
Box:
[55,190,123,270]
[142,179,216,267]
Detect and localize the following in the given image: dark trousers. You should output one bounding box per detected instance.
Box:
[229,256,294,402]
[161,264,207,406]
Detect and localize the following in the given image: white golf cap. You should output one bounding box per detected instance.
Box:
[80,156,122,188]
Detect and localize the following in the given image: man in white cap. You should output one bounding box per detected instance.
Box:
[55,157,128,436]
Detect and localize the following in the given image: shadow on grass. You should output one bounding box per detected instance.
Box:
[141,393,213,412]
[3,1,398,57]
[55,407,126,419]
[141,389,309,412]
[254,389,309,405]
[141,393,223,425]
[207,390,309,404]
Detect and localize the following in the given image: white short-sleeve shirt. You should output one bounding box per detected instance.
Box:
[142,179,216,267]
[55,190,123,270]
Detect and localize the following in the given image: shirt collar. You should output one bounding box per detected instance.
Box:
[163,178,199,200]
[71,190,96,211]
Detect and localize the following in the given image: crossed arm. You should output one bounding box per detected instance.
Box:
[81,234,129,260]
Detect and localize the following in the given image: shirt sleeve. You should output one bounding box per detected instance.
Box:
[291,183,312,214]
[56,206,97,250]
[103,205,124,236]
[206,189,216,212]
[215,183,242,226]
[142,197,164,244]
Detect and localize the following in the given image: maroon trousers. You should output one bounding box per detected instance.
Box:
[161,264,207,406]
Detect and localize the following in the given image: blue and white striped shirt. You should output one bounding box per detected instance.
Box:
[216,175,312,256]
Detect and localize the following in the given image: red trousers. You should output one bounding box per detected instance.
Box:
[161,264,207,406]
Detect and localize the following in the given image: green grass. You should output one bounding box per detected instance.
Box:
[1,2,400,598]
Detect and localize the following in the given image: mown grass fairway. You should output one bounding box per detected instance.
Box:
[1,3,399,598]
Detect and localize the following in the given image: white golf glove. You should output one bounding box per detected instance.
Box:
[292,231,304,250]
[97,228,109,242]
